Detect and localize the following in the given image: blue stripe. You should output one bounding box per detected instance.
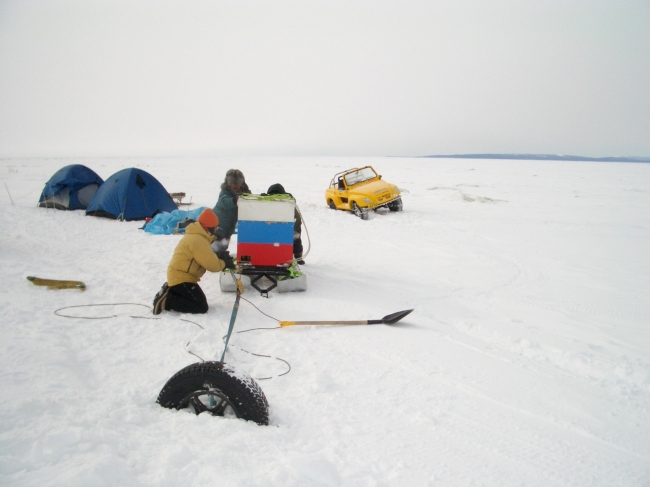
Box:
[237,220,294,244]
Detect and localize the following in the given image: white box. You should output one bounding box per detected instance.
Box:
[238,195,295,223]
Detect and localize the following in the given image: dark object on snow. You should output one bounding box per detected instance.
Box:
[157,361,269,425]
[217,251,236,270]
[175,218,196,232]
[388,198,403,212]
[85,167,177,221]
[371,309,414,324]
[152,282,169,315]
[38,164,104,210]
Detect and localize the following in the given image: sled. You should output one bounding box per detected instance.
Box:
[26,276,86,291]
[219,265,307,295]
[169,192,193,206]
[220,194,307,297]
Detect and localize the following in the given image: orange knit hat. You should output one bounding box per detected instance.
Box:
[198,208,219,229]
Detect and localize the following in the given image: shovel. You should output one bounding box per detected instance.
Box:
[279,309,413,327]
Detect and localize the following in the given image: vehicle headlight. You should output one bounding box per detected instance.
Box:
[394,187,400,194]
[363,198,371,203]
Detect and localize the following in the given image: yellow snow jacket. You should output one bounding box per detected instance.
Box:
[167,222,225,287]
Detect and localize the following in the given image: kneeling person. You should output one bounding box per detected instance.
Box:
[153,208,235,314]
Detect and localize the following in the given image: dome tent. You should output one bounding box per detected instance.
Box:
[85,168,177,221]
[38,164,104,210]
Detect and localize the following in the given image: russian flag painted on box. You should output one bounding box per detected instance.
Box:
[237,195,295,266]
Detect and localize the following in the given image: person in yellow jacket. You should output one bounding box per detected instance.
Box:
[153,208,235,315]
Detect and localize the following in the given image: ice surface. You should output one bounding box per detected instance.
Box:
[1,156,648,486]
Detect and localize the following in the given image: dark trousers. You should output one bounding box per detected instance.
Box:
[293,237,303,258]
[166,282,209,314]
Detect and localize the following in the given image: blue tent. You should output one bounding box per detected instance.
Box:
[38,164,104,210]
[85,168,178,221]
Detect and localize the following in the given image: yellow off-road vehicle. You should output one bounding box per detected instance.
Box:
[325,166,402,220]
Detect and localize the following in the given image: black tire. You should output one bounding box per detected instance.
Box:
[329,200,337,210]
[157,361,269,425]
[352,202,369,220]
[388,198,403,212]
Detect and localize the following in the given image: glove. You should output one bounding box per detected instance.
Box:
[217,251,236,270]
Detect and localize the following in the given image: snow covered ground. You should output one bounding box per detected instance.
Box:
[1,156,648,486]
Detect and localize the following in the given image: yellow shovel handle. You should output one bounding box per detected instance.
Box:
[279,320,368,327]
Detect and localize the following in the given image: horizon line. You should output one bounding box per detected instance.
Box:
[1,153,649,163]
[422,153,650,163]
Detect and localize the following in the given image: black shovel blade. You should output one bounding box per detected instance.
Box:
[379,309,414,325]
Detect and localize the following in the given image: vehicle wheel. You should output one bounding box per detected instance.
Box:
[352,202,369,220]
[389,198,403,212]
[329,200,336,210]
[157,361,269,425]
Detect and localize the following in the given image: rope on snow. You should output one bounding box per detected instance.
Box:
[52,301,291,380]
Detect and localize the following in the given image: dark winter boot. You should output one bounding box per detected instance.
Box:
[153,283,169,315]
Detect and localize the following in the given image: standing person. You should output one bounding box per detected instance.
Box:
[212,169,250,253]
[266,183,304,264]
[152,208,235,315]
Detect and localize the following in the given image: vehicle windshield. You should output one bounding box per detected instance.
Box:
[344,167,377,186]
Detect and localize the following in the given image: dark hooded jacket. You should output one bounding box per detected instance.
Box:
[213,187,238,239]
[213,181,250,240]
[266,183,302,236]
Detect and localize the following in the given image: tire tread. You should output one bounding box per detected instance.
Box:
[157,361,269,425]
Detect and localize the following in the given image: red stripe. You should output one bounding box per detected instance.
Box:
[237,243,293,266]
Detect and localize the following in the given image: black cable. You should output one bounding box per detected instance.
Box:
[54,303,150,319]
[186,349,204,362]
[214,291,292,379]
[53,300,291,380]
[236,326,281,333]
[180,318,205,329]
[239,295,282,322]
[239,349,292,380]
[219,323,290,379]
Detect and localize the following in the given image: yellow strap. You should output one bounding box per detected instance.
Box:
[27,276,86,290]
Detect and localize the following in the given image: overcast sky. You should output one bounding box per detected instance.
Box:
[1,0,648,158]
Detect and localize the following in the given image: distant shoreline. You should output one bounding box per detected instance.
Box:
[422,154,650,163]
